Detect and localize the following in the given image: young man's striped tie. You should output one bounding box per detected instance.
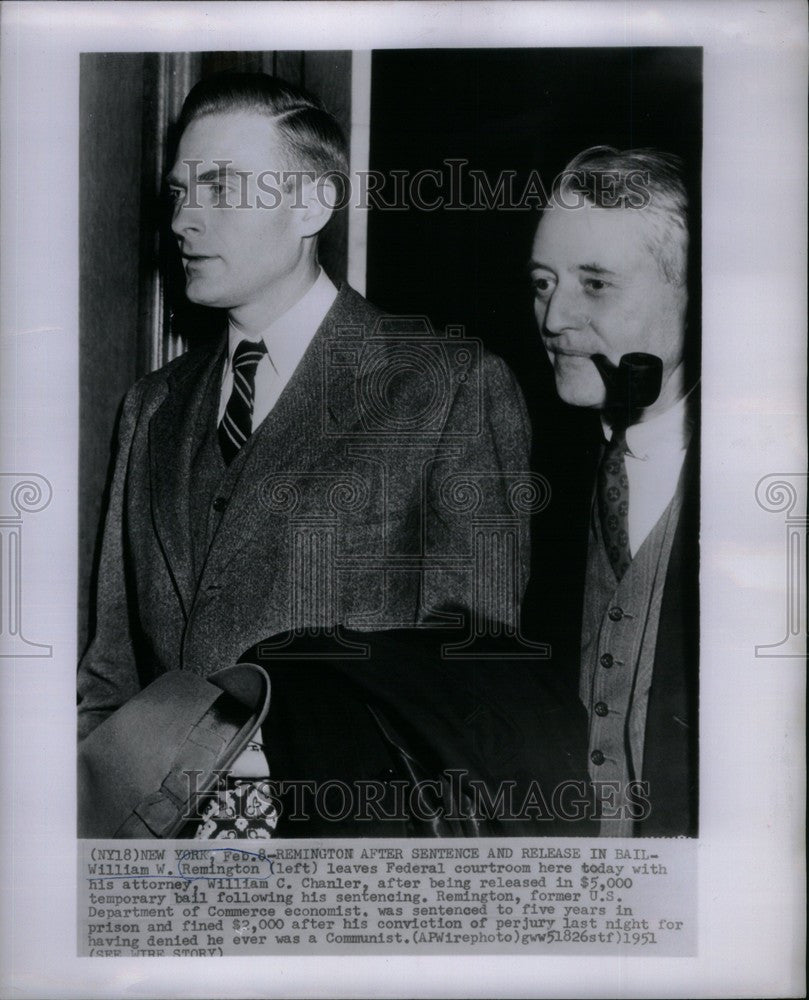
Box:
[218,339,267,464]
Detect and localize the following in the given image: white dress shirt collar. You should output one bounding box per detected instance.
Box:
[600,386,697,556]
[219,268,338,429]
[601,385,696,457]
[226,267,338,380]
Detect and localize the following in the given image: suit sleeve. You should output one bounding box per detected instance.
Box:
[419,350,532,625]
[77,382,147,741]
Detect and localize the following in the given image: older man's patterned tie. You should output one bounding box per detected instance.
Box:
[218,339,267,464]
[597,427,632,580]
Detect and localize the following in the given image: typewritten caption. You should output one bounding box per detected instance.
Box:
[78,839,696,956]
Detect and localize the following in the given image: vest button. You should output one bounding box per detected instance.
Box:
[212,496,228,512]
[594,701,609,717]
[608,607,624,621]
[600,653,614,668]
[590,749,605,766]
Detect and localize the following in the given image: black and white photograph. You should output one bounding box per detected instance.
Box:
[76,45,701,842]
[0,1,805,997]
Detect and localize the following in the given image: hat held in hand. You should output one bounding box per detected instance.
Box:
[78,663,271,838]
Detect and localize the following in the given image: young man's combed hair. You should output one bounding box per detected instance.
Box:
[176,71,348,178]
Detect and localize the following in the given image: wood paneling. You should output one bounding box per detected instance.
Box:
[78,53,146,654]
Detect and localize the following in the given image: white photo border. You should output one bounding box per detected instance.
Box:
[1,2,806,997]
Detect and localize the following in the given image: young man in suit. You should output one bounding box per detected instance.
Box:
[77,73,536,835]
[527,146,699,837]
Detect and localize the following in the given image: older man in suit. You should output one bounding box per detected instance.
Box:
[527,146,699,837]
[77,73,536,835]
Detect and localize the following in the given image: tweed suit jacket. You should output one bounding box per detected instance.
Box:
[78,285,532,740]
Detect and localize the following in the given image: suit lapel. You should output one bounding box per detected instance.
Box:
[149,343,226,615]
[642,427,700,835]
[198,285,377,585]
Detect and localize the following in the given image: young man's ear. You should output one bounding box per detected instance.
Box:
[292,175,338,239]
